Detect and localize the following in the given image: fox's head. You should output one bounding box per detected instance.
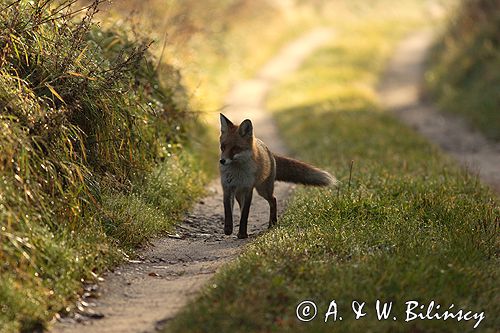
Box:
[219,114,253,166]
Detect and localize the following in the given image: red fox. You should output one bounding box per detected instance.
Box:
[219,114,338,239]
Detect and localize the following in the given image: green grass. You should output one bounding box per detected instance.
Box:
[100,153,205,251]
[166,11,499,333]
[425,0,500,140]
[0,1,208,331]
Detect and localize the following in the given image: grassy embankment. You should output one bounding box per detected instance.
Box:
[0,1,210,331]
[167,2,499,333]
[426,0,500,140]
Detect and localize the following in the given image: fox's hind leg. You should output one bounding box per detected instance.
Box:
[268,196,277,228]
[256,180,277,229]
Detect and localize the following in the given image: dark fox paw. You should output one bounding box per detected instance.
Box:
[237,232,248,239]
[224,226,233,235]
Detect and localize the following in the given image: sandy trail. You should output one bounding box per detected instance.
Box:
[379,31,500,194]
[51,28,334,333]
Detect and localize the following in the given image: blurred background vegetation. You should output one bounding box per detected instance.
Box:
[0,0,497,331]
[425,0,500,140]
[97,0,302,111]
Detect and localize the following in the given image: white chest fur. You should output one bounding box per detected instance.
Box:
[220,159,257,189]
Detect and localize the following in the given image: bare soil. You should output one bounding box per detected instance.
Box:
[50,28,334,333]
[379,30,500,194]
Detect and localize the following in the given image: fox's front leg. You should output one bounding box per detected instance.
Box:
[237,188,253,239]
[223,188,234,235]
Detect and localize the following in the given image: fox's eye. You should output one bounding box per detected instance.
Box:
[220,144,225,151]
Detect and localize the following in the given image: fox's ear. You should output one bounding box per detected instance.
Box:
[220,113,234,133]
[238,119,253,138]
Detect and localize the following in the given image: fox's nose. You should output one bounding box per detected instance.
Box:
[219,159,226,165]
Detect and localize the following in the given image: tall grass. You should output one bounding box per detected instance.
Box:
[0,0,205,331]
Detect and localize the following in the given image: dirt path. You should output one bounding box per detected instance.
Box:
[51,28,334,333]
[379,30,500,194]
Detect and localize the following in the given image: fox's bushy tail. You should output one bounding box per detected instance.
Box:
[274,154,338,187]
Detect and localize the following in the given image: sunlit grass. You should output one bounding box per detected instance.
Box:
[166,7,499,333]
[101,154,206,251]
[0,1,207,330]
